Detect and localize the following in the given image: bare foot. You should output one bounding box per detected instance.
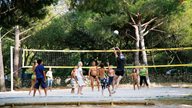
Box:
[111,91,116,94]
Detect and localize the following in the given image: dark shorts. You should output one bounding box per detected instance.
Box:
[115,69,125,76]
[34,78,47,89]
[107,76,114,86]
[100,78,107,89]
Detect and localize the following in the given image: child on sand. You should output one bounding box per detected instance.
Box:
[70,66,78,94]
[132,68,140,90]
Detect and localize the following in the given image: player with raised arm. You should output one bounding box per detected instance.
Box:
[112,47,125,93]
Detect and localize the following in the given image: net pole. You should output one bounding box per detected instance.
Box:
[22,49,25,67]
[10,46,14,92]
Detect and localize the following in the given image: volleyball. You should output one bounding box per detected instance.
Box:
[114,30,119,35]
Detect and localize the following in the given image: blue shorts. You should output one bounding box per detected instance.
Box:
[107,76,114,86]
[34,78,47,89]
[47,79,53,87]
[100,78,107,89]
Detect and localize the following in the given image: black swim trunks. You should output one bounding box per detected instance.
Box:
[107,76,114,87]
[115,69,125,76]
[116,54,125,76]
[91,74,97,79]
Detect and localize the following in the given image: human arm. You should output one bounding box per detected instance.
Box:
[131,74,134,80]
[116,47,122,54]
[88,68,91,79]
[113,47,118,58]
[70,69,73,79]
[106,62,110,73]
[43,71,46,81]
[146,68,148,76]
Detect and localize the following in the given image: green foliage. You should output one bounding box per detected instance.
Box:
[2,0,192,79]
[166,0,192,46]
[0,0,58,28]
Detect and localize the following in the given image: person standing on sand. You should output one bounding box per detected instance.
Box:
[106,62,115,96]
[132,68,140,90]
[29,61,41,95]
[139,64,149,88]
[76,61,85,95]
[46,67,53,91]
[98,63,107,96]
[70,66,78,94]
[33,59,47,97]
[88,61,100,92]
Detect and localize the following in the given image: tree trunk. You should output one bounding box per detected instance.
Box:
[134,26,140,65]
[14,25,20,79]
[140,34,148,65]
[138,21,148,65]
[0,29,6,92]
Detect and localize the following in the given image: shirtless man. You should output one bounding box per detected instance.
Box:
[106,62,115,96]
[88,61,100,91]
[98,63,107,96]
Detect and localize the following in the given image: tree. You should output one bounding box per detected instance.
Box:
[166,0,192,46]
[0,0,59,89]
[67,0,181,66]
[0,0,58,28]
[0,28,6,91]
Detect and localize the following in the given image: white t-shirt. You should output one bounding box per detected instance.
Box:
[46,71,53,80]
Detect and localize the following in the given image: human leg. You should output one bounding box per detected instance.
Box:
[140,76,144,87]
[80,86,84,95]
[33,79,40,97]
[29,80,35,95]
[50,79,53,91]
[90,77,94,91]
[116,75,122,90]
[144,76,149,87]
[40,78,47,96]
[112,76,117,91]
[133,83,136,90]
[107,86,111,96]
[96,77,100,91]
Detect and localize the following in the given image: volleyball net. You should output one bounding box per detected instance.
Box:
[20,47,192,68]
[10,47,192,91]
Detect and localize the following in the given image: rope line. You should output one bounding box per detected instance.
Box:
[22,63,192,69]
[22,47,192,52]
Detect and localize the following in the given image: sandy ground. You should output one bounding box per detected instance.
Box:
[0,85,192,108]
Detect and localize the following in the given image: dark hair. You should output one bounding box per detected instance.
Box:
[115,47,119,50]
[100,63,104,68]
[37,59,42,65]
